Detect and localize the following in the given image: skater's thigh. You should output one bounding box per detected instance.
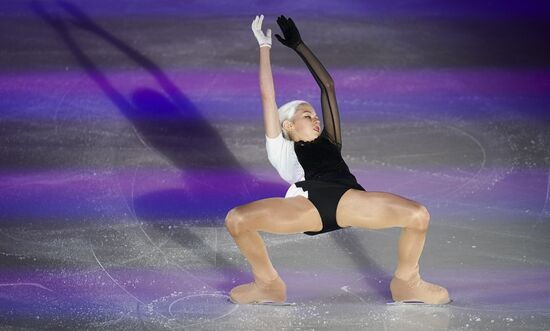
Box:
[336,190,429,230]
[227,196,323,235]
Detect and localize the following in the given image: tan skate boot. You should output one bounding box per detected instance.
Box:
[390,265,450,304]
[229,274,287,304]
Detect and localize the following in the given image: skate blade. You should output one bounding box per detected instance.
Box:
[387,299,453,306]
[228,297,296,306]
[253,301,296,306]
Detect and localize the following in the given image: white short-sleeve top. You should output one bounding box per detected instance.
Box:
[265,132,308,198]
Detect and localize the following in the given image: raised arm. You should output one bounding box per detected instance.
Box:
[252,15,280,139]
[275,15,342,149]
[294,43,341,149]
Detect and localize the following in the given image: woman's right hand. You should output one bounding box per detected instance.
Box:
[251,14,272,48]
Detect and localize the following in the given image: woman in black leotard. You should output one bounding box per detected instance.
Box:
[224,14,451,305]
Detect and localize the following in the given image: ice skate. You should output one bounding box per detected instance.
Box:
[229,275,294,305]
[389,265,451,305]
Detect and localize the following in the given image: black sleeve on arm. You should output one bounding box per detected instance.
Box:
[294,42,342,151]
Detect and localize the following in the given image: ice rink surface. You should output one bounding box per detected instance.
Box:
[1,0,549,329]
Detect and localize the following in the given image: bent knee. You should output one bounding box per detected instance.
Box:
[411,205,430,231]
[224,208,241,235]
[224,207,251,236]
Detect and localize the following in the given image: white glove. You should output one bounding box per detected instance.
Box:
[251,14,271,48]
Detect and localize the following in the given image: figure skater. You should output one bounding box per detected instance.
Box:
[224,14,451,305]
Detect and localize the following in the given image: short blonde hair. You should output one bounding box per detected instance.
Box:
[277,100,310,140]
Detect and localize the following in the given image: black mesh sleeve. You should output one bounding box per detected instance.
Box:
[294,42,342,151]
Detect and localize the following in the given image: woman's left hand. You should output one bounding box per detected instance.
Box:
[274,15,303,49]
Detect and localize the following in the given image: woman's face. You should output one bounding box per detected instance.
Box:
[286,104,321,142]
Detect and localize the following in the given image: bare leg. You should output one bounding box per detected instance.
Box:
[336,190,450,304]
[225,196,323,303]
[337,190,430,277]
[228,228,279,282]
[395,224,429,280]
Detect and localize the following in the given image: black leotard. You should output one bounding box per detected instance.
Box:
[290,42,365,236]
[294,128,361,189]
